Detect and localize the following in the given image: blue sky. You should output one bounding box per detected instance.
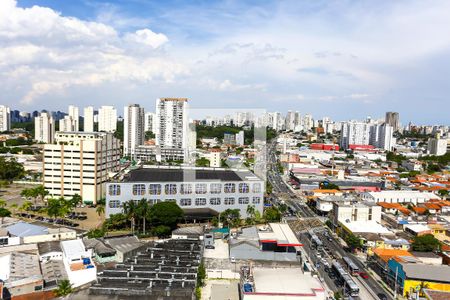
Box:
[1,0,449,124]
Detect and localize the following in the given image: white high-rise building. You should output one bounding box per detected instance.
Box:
[156,98,188,149]
[98,106,117,132]
[0,105,11,132]
[144,112,156,133]
[83,106,94,132]
[34,112,55,143]
[124,104,145,157]
[68,105,79,131]
[303,114,313,131]
[59,116,76,132]
[428,135,447,156]
[340,121,371,150]
[370,123,395,151]
[43,132,120,204]
[236,130,245,146]
[285,111,295,131]
[385,112,400,132]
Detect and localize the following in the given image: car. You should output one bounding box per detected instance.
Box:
[205,245,215,249]
[377,293,388,300]
[359,272,369,279]
[230,257,236,263]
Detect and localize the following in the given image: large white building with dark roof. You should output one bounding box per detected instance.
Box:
[106,166,264,218]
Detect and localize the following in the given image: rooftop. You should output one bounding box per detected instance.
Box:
[38,241,62,254]
[401,263,450,283]
[373,248,413,263]
[104,235,143,254]
[404,224,431,233]
[341,220,392,234]
[6,222,48,237]
[61,239,87,258]
[258,223,302,247]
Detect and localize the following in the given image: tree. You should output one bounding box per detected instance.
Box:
[0,199,6,208]
[0,157,25,181]
[136,199,150,235]
[46,198,70,220]
[197,262,206,286]
[103,213,128,231]
[54,279,73,297]
[123,200,138,234]
[87,228,105,238]
[438,189,449,198]
[34,185,49,204]
[69,194,82,209]
[196,157,210,167]
[151,225,171,237]
[145,131,155,140]
[20,201,33,212]
[0,207,11,224]
[219,209,241,227]
[411,234,440,252]
[344,233,361,250]
[263,207,281,222]
[147,201,184,230]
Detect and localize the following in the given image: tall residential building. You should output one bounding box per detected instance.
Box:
[83,106,94,132]
[385,112,400,132]
[98,106,117,132]
[236,130,245,146]
[59,116,76,132]
[155,98,188,149]
[340,121,371,150]
[285,110,296,131]
[369,123,395,151]
[303,114,313,131]
[0,105,11,132]
[124,104,145,157]
[428,134,448,156]
[68,105,79,131]
[34,112,55,143]
[43,132,120,204]
[144,112,156,133]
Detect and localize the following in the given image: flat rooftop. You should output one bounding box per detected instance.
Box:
[248,267,324,298]
[258,223,302,247]
[342,221,392,234]
[122,167,261,182]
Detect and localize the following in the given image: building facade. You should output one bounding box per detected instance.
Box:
[340,121,371,150]
[34,112,55,144]
[428,135,447,156]
[124,104,145,157]
[43,132,121,204]
[98,105,117,132]
[68,105,79,131]
[106,166,264,218]
[0,105,11,132]
[385,112,400,132]
[83,106,94,132]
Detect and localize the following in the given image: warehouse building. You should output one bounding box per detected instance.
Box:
[106,166,264,219]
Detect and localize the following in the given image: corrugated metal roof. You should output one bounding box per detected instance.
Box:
[7,222,48,237]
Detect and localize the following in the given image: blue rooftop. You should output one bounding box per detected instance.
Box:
[7,222,49,237]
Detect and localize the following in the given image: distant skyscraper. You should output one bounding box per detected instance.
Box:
[124,104,145,157]
[68,105,79,131]
[0,105,11,132]
[84,106,94,132]
[59,116,76,132]
[35,112,55,143]
[98,106,117,132]
[155,98,188,149]
[144,112,156,133]
[369,123,395,151]
[385,112,400,132]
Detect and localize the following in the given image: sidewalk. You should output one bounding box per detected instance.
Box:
[368,266,406,300]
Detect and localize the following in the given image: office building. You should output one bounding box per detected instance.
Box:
[98,106,117,132]
[124,104,145,157]
[106,166,264,218]
[68,105,79,131]
[83,106,94,132]
[428,135,447,156]
[43,132,121,204]
[340,121,371,150]
[144,112,156,133]
[385,112,400,132]
[34,112,55,143]
[0,105,11,132]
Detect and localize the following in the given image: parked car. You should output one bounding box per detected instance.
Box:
[205,245,215,249]
[359,272,369,279]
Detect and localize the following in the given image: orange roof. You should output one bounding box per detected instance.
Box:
[424,203,441,210]
[312,189,340,194]
[412,206,427,214]
[373,248,413,263]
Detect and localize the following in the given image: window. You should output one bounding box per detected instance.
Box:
[252,183,262,193]
[210,183,222,194]
[195,183,207,194]
[180,198,192,206]
[239,183,250,193]
[180,184,193,194]
[166,199,176,203]
[165,184,177,195]
[239,197,249,205]
[224,183,235,193]
[149,184,161,195]
[132,184,145,196]
[210,198,221,205]
[252,197,261,204]
[108,184,121,196]
[224,197,235,205]
[109,200,121,208]
[195,198,207,206]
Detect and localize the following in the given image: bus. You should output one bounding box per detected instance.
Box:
[342,256,360,275]
[331,261,360,298]
[308,230,323,251]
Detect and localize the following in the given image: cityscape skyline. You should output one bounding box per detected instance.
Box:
[1,0,449,123]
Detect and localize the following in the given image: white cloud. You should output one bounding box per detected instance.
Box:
[124,29,168,48]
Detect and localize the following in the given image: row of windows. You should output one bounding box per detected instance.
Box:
[109,182,262,196]
[109,197,261,208]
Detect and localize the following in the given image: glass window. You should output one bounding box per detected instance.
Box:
[132,184,145,196]
[210,183,222,194]
[210,197,221,205]
[224,183,236,193]
[149,184,161,195]
[109,184,121,196]
[224,197,235,205]
[109,200,121,208]
[180,198,192,206]
[180,183,193,194]
[252,183,262,193]
[195,198,207,206]
[195,183,207,194]
[166,199,176,203]
[238,197,249,205]
[239,183,249,193]
[165,184,177,195]
[252,197,261,204]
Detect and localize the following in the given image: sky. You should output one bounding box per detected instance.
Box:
[1,0,450,124]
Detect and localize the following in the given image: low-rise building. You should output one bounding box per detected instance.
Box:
[332,201,382,226]
[5,222,77,244]
[362,191,440,204]
[61,239,96,288]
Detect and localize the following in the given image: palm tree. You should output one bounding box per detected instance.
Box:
[96,204,105,224]
[20,200,33,213]
[34,185,49,204]
[136,199,150,235]
[54,279,73,297]
[123,200,138,234]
